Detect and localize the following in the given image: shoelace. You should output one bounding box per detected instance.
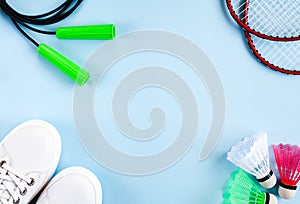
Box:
[0,161,35,204]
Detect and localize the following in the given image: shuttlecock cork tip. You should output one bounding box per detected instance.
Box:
[278,183,297,200]
[257,170,277,189]
[268,193,278,204]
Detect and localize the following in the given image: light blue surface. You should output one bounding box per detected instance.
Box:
[0,0,299,203]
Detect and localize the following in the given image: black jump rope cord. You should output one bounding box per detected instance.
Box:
[0,0,83,47]
[0,0,115,86]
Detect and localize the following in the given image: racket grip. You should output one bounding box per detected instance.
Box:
[37,43,90,86]
[56,24,116,40]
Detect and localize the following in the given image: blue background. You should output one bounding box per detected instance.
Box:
[0,0,300,203]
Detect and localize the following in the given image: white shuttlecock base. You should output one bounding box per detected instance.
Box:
[278,185,297,200]
[257,171,277,189]
[268,193,278,204]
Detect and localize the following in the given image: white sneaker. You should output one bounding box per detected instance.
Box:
[36,167,103,204]
[0,120,62,204]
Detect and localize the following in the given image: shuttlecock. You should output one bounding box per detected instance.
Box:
[273,144,300,199]
[227,132,277,189]
[222,169,278,204]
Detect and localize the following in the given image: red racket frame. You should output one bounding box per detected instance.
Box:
[226,0,300,41]
[242,0,300,74]
[245,33,300,75]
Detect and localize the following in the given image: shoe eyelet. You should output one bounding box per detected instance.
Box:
[20,188,27,196]
[27,178,35,186]
[0,160,6,167]
[13,198,20,204]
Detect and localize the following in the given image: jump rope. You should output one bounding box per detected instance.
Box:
[0,0,115,86]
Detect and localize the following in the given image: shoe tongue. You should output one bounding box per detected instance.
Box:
[0,143,30,176]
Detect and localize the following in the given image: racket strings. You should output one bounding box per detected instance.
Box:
[248,1,299,37]
[245,4,295,40]
[248,34,300,71]
[253,2,294,35]
[231,0,300,38]
[228,0,300,73]
[256,39,298,67]
[248,1,284,34]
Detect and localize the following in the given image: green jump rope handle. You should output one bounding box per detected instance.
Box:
[37,43,90,86]
[56,24,116,40]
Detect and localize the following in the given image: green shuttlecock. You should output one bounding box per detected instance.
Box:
[56,24,116,40]
[37,43,90,86]
[222,169,278,204]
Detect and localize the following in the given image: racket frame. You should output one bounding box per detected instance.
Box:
[242,0,300,74]
[226,0,300,41]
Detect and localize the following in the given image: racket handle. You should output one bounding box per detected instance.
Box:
[37,43,90,86]
[56,24,116,40]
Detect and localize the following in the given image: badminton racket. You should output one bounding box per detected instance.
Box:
[242,0,300,74]
[226,0,300,41]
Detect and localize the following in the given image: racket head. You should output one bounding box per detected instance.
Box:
[245,31,300,75]
[226,0,300,41]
